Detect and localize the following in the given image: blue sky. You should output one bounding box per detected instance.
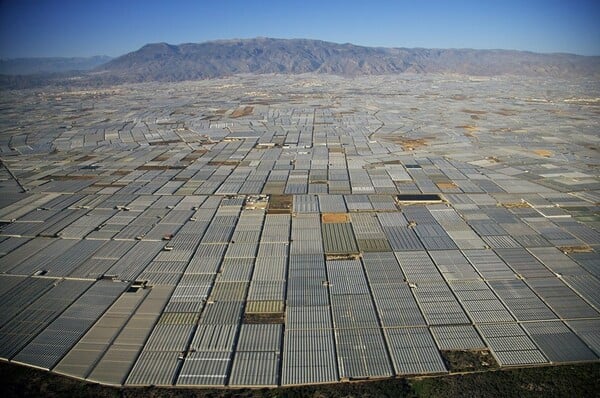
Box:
[0,0,598,58]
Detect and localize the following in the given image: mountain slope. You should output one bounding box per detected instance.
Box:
[95,38,600,82]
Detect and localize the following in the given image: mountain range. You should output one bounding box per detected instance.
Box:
[1,38,599,88]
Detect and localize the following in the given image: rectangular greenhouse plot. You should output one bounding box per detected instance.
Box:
[384,327,447,375]
[476,323,549,366]
[12,280,128,370]
[176,351,232,386]
[126,350,181,386]
[567,319,600,356]
[335,328,393,380]
[370,283,426,327]
[525,277,599,319]
[321,223,359,255]
[281,328,339,385]
[229,351,279,386]
[0,277,70,338]
[430,325,486,350]
[54,284,149,378]
[521,321,598,362]
[2,277,97,360]
[285,306,333,330]
[361,252,405,283]
[357,238,392,252]
[488,279,558,321]
[383,226,424,251]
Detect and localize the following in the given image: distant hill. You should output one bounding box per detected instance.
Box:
[95,38,599,82]
[0,55,112,75]
[1,38,598,88]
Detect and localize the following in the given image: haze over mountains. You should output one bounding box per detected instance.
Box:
[0,56,112,75]
[2,38,599,88]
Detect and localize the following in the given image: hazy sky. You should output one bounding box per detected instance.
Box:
[1,0,599,58]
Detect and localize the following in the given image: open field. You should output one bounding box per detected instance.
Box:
[0,74,598,388]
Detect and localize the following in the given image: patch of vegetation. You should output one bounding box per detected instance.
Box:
[411,363,600,398]
[441,350,499,373]
[1,361,599,398]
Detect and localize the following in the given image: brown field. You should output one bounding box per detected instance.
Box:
[558,245,594,254]
[382,136,430,151]
[231,106,254,118]
[461,108,488,115]
[267,194,293,214]
[532,149,553,157]
[322,213,350,223]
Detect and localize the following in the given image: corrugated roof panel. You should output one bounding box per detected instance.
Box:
[384,327,447,375]
[257,242,289,258]
[368,195,397,211]
[224,242,259,259]
[383,226,424,251]
[252,256,287,281]
[13,280,128,370]
[289,239,324,255]
[493,350,548,366]
[190,324,238,352]
[522,321,598,362]
[0,237,54,272]
[395,251,444,283]
[209,281,248,301]
[529,247,592,277]
[476,323,548,366]
[318,195,348,213]
[350,213,384,236]
[106,241,164,281]
[236,324,282,352]
[229,351,279,386]
[370,283,426,327]
[126,350,180,386]
[525,278,598,319]
[329,294,380,329]
[495,248,555,279]
[326,259,370,294]
[143,324,195,352]
[0,277,57,328]
[362,252,404,284]
[357,238,392,253]
[429,250,481,281]
[0,279,94,360]
[200,301,244,325]
[286,306,332,330]
[335,327,393,379]
[247,281,286,301]
[281,328,338,385]
[414,224,458,251]
[462,249,516,280]
[322,223,359,255]
[293,195,320,213]
[567,319,600,356]
[562,275,600,310]
[431,325,486,350]
[8,238,80,276]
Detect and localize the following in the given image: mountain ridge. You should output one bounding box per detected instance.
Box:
[1,38,598,88]
[95,38,600,82]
